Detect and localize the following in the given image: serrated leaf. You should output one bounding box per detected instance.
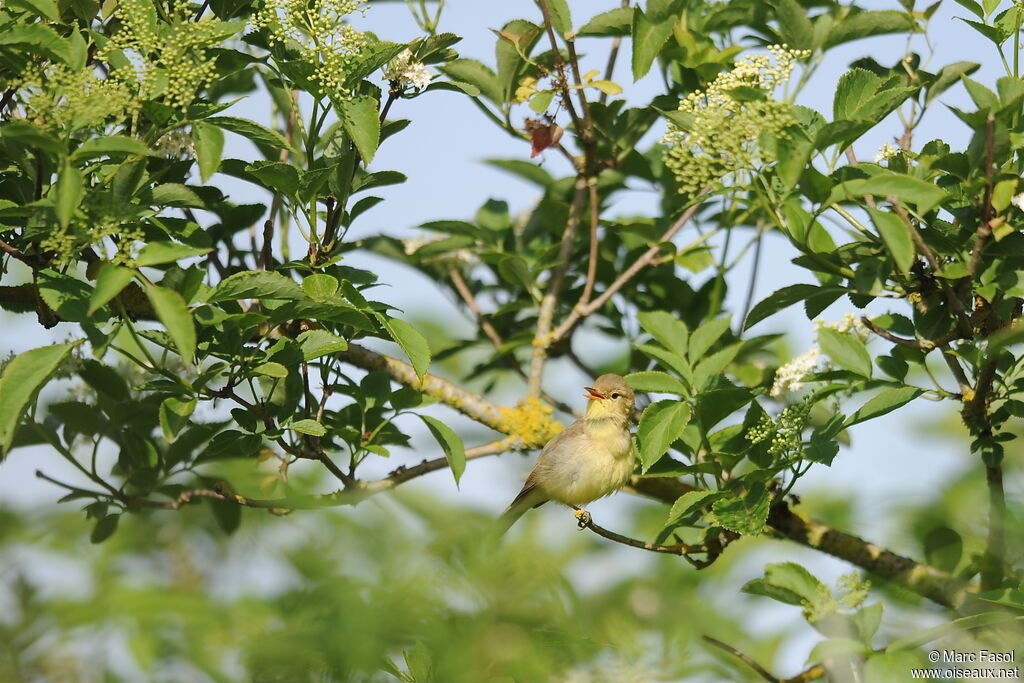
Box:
[302,273,339,301]
[867,207,915,274]
[689,316,731,361]
[579,7,632,35]
[297,329,348,360]
[206,116,291,151]
[636,400,691,472]
[378,315,431,381]
[419,415,466,485]
[631,7,674,81]
[745,284,843,330]
[136,242,211,267]
[638,310,689,360]
[159,396,196,442]
[624,371,688,395]
[192,121,224,182]
[245,160,300,196]
[439,58,503,104]
[818,327,872,378]
[208,271,304,302]
[253,362,288,378]
[145,284,196,365]
[338,94,380,164]
[665,489,720,527]
[38,269,91,322]
[288,418,327,436]
[0,342,80,458]
[88,265,136,315]
[545,0,572,34]
[710,486,769,535]
[846,386,921,426]
[828,173,947,215]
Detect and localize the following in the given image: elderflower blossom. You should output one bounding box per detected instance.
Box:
[874,142,900,163]
[153,130,195,159]
[747,396,813,458]
[662,44,809,196]
[1011,192,1024,211]
[17,64,137,132]
[383,49,432,90]
[99,0,224,110]
[770,346,822,398]
[814,313,868,338]
[252,0,369,99]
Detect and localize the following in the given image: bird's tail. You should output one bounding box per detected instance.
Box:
[489,486,548,539]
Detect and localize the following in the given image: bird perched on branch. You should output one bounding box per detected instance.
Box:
[495,374,636,535]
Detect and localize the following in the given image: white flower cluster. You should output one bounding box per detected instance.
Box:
[874,142,900,163]
[153,130,195,159]
[770,346,821,398]
[1011,192,1024,211]
[815,313,867,337]
[383,49,432,90]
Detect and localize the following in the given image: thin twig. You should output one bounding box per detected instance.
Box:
[702,636,828,683]
[0,237,32,265]
[578,513,726,567]
[535,0,583,134]
[861,316,933,350]
[578,177,600,309]
[551,196,705,344]
[738,221,765,332]
[450,268,504,349]
[969,114,996,278]
[527,178,588,397]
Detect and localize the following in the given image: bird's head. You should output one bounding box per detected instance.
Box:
[583,374,635,423]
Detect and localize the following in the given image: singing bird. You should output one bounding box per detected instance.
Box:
[495,374,636,535]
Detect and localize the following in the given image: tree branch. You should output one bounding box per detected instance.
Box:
[577,511,735,569]
[703,635,827,683]
[550,197,705,344]
[629,476,969,609]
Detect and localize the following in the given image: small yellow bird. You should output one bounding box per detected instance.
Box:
[495,374,636,535]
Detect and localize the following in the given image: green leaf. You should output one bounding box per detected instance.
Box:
[159,397,196,442]
[7,0,61,21]
[710,486,770,535]
[579,7,633,35]
[636,400,691,472]
[150,183,205,207]
[0,23,71,64]
[1,120,65,155]
[743,562,826,605]
[439,59,503,104]
[419,415,466,486]
[207,271,304,302]
[773,0,814,49]
[245,161,300,197]
[828,173,947,215]
[825,10,916,48]
[631,7,674,81]
[145,284,196,365]
[338,94,381,165]
[665,489,720,527]
[288,418,327,436]
[637,310,689,361]
[253,362,288,378]
[818,327,872,378]
[88,265,136,315]
[90,514,120,543]
[483,158,555,187]
[136,242,212,267]
[624,371,688,395]
[71,135,150,162]
[833,68,880,120]
[867,207,915,274]
[0,342,79,458]
[846,386,921,426]
[545,0,572,34]
[378,315,431,381]
[192,121,224,182]
[952,0,984,20]
[55,162,83,228]
[926,62,980,104]
[38,269,92,322]
[302,273,340,301]
[689,316,731,361]
[528,89,555,113]
[297,329,348,361]
[923,527,963,573]
[206,116,291,151]
[745,284,844,330]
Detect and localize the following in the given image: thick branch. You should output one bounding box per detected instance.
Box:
[339,343,506,432]
[630,477,968,609]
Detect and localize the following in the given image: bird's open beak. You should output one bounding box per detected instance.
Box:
[584,386,606,400]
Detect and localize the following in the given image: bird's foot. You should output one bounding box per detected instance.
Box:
[573,508,591,529]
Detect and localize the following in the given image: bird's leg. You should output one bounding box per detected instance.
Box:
[572,506,591,529]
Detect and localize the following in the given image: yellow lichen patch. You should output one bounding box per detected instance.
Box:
[962,387,975,403]
[498,397,563,448]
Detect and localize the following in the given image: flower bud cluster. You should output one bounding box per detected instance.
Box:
[662,45,809,196]
[252,0,370,99]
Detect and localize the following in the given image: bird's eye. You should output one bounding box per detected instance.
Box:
[611,392,620,399]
